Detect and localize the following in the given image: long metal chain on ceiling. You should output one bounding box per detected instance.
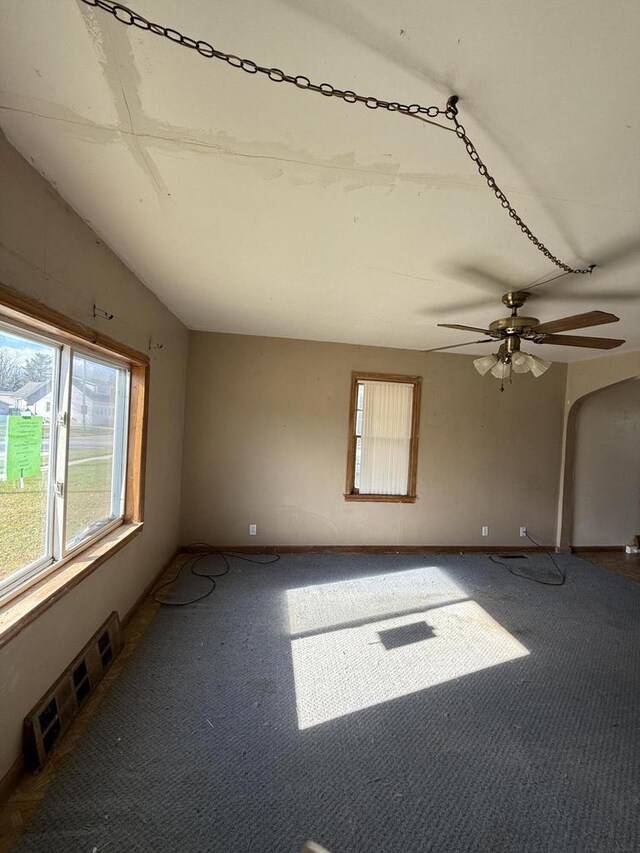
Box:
[79,0,595,276]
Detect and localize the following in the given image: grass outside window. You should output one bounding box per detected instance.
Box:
[0,282,148,607]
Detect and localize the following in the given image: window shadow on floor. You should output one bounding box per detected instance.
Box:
[378,620,435,650]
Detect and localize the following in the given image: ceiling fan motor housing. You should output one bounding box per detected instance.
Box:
[489,315,540,334]
[488,291,538,337]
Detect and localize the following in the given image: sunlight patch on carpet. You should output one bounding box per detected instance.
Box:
[287,568,529,729]
[286,566,465,636]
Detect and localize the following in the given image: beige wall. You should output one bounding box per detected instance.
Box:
[556,350,640,548]
[572,380,640,546]
[0,133,189,780]
[181,332,567,548]
[566,351,640,407]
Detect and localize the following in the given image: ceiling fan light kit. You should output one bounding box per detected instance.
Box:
[473,345,550,392]
[473,353,500,376]
[490,359,512,382]
[473,350,551,380]
[513,353,551,378]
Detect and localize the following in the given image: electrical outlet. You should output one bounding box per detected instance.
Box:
[520,526,527,538]
[249,524,257,536]
[481,525,489,537]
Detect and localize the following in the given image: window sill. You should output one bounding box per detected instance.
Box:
[344,494,417,503]
[0,522,143,650]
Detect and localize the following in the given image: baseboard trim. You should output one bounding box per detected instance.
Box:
[571,546,626,553]
[122,550,180,625]
[0,756,23,810]
[181,544,552,555]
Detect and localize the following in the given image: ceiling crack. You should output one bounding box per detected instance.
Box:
[1,102,639,214]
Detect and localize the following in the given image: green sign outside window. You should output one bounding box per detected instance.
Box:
[6,416,44,481]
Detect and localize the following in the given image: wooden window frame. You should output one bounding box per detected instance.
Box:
[0,281,148,636]
[344,371,421,503]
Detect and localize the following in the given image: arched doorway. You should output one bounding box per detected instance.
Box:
[571,378,640,547]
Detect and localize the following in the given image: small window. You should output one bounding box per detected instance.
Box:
[345,372,421,502]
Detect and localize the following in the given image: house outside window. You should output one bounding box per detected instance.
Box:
[345,372,421,503]
[0,296,147,604]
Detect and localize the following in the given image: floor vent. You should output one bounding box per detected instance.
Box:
[23,612,122,772]
[499,554,528,560]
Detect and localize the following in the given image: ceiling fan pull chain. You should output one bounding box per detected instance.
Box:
[444,97,593,275]
[81,0,596,276]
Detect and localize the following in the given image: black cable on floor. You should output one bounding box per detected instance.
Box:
[153,544,280,606]
[489,531,566,586]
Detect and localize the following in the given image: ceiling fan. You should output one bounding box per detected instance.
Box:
[428,291,625,390]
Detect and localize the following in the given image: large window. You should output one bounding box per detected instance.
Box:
[345,372,421,502]
[0,292,147,605]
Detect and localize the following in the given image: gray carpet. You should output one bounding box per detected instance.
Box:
[14,553,640,852]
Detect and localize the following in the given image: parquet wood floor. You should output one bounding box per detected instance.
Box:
[578,550,640,584]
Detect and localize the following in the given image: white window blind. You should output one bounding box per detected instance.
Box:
[358,380,414,495]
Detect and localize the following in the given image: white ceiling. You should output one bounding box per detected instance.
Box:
[1,0,639,361]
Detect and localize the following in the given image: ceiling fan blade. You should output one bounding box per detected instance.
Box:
[437,323,501,337]
[422,338,494,353]
[535,334,625,349]
[533,311,620,334]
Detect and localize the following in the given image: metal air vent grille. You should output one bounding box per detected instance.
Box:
[23,612,122,771]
